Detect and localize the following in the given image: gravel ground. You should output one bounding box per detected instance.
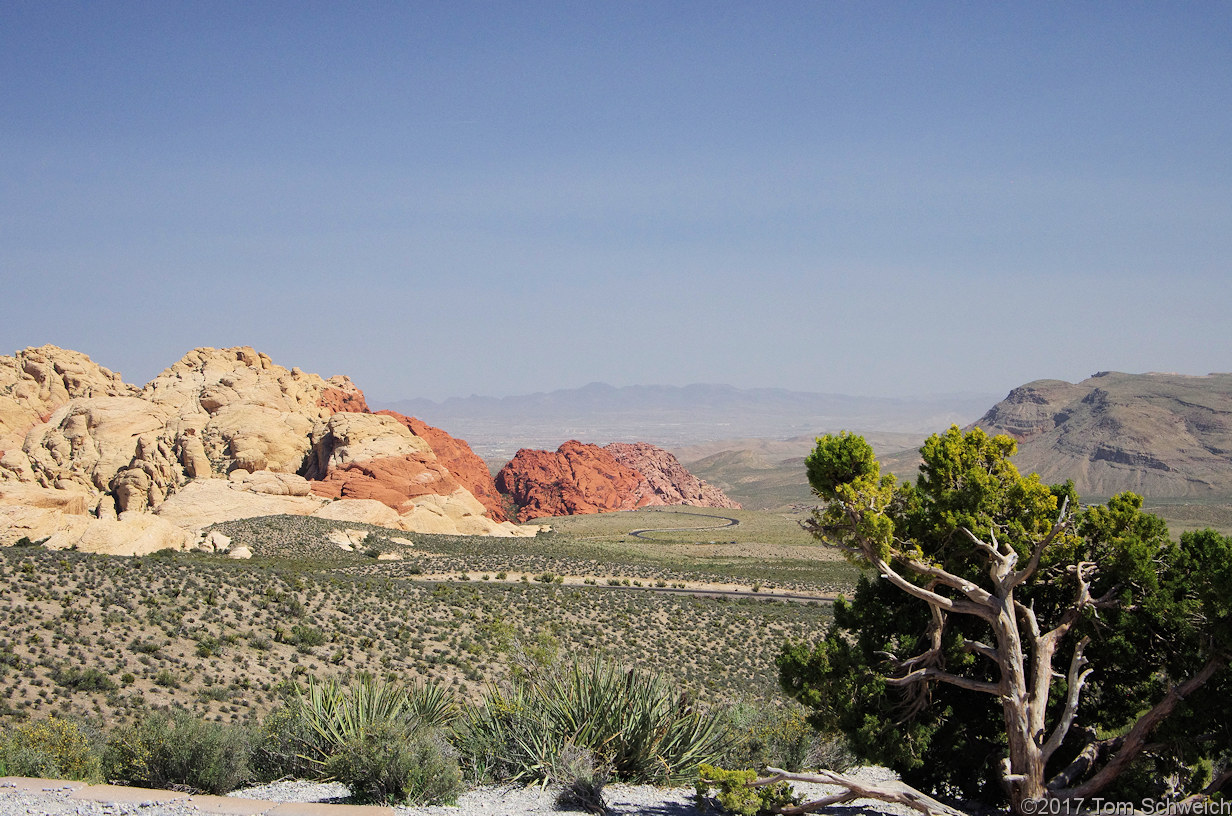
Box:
[0,769,938,816]
[231,768,933,815]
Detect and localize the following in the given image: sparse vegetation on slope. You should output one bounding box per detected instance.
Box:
[0,515,842,729]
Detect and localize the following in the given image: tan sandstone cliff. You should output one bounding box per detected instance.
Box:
[0,345,536,553]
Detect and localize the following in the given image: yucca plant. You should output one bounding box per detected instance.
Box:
[294,676,408,765]
[290,675,457,766]
[255,676,458,779]
[459,655,726,785]
[258,676,461,805]
[407,680,459,729]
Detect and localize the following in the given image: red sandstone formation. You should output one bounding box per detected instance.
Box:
[375,411,508,522]
[605,442,740,509]
[309,452,464,514]
[316,377,370,414]
[496,440,661,522]
[496,440,742,521]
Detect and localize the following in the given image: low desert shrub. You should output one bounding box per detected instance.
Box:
[52,666,117,693]
[715,703,820,773]
[459,655,725,786]
[695,764,800,816]
[0,715,102,781]
[103,708,253,794]
[252,704,317,781]
[552,743,610,815]
[322,720,460,805]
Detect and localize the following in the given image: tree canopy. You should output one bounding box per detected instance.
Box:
[779,427,1232,809]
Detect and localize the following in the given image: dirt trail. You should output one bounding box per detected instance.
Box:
[408,570,835,604]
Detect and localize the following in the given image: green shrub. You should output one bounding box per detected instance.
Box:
[715,703,821,773]
[253,704,317,781]
[695,764,800,816]
[103,708,253,794]
[459,655,726,786]
[52,666,117,693]
[153,669,179,688]
[288,625,326,652]
[322,720,460,805]
[1,715,102,781]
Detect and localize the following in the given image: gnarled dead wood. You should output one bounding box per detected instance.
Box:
[752,767,967,816]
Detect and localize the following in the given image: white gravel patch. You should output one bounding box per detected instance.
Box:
[2,767,955,816]
[228,780,352,803]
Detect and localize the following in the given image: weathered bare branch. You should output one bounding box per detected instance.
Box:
[1047,728,1111,791]
[1038,562,1098,646]
[753,767,966,816]
[887,666,1002,696]
[1008,504,1070,590]
[962,638,1000,664]
[1180,767,1232,805]
[1016,599,1041,640]
[894,602,947,719]
[964,527,1003,561]
[871,554,997,620]
[1041,636,1092,764]
[1052,656,1226,797]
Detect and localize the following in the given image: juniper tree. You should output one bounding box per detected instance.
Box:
[778,427,1232,811]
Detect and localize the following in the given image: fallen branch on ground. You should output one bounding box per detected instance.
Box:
[751,767,967,816]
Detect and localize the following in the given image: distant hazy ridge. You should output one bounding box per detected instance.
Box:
[381,382,995,460]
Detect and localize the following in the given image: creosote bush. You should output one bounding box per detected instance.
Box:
[103,707,254,795]
[323,720,461,805]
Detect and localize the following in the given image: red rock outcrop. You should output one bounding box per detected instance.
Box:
[310,455,464,514]
[496,440,661,521]
[605,442,740,509]
[375,411,508,522]
[317,376,370,414]
[496,440,742,521]
[305,412,464,513]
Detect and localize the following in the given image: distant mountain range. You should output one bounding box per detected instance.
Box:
[676,372,1232,521]
[378,383,997,461]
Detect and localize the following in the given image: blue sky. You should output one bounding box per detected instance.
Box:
[3,2,1229,404]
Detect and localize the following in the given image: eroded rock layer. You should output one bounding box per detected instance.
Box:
[972,371,1232,499]
[377,411,509,522]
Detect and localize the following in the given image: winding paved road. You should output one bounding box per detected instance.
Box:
[628,508,741,540]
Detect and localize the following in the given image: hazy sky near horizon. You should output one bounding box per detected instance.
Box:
[3,2,1229,404]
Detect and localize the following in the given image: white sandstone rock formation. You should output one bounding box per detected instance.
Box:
[0,345,540,548]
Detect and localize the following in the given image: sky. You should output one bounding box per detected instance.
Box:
[2,2,1229,404]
